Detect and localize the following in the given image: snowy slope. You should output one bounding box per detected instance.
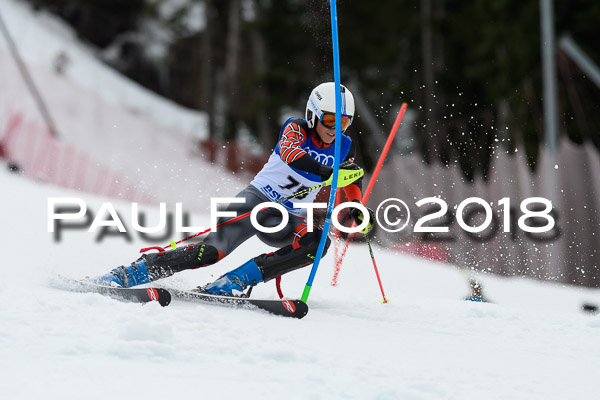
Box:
[2,166,600,400]
[0,0,246,209]
[0,0,207,136]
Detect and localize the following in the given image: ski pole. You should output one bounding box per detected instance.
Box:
[140,181,329,253]
[365,233,389,304]
[331,102,407,286]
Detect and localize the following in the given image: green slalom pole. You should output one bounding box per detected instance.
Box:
[301,0,343,303]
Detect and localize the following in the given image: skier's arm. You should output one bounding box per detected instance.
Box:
[279,121,364,192]
[341,141,363,202]
[279,121,332,179]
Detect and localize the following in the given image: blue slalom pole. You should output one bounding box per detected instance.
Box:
[301,0,342,303]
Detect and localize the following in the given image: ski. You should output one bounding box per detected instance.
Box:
[168,288,309,319]
[53,277,306,317]
[54,276,171,307]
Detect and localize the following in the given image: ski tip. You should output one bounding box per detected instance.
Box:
[149,288,171,307]
[158,289,172,307]
[284,299,308,319]
[297,303,309,319]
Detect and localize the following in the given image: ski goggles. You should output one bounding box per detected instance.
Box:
[319,112,353,131]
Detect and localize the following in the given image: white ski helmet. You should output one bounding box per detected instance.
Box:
[305,82,355,130]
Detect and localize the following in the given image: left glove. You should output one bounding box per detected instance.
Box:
[348,200,375,234]
[322,161,364,188]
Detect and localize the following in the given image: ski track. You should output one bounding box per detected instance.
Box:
[1,169,600,399]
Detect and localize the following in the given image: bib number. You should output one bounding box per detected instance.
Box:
[279,176,309,200]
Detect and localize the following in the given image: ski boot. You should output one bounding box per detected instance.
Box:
[199,259,263,296]
[92,259,150,288]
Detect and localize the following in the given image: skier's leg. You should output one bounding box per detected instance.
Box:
[93,185,272,288]
[93,242,222,288]
[201,224,331,295]
[202,185,289,254]
[256,227,330,282]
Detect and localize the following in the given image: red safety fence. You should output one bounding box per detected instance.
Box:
[1,111,152,203]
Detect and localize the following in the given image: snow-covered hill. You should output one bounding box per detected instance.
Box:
[2,164,600,400]
[0,0,246,209]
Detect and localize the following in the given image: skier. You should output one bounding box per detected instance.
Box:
[94,82,374,296]
[464,279,489,303]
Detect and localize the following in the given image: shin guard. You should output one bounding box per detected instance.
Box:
[255,231,331,282]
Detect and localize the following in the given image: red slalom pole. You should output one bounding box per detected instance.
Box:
[331,102,407,287]
[365,234,388,303]
[333,188,342,262]
[363,102,408,204]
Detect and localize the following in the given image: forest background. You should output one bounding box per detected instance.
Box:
[26,0,600,180]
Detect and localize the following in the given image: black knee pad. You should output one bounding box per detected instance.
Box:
[298,231,331,256]
[256,230,331,282]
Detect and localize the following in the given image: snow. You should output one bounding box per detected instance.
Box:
[2,165,600,400]
[1,1,599,398]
